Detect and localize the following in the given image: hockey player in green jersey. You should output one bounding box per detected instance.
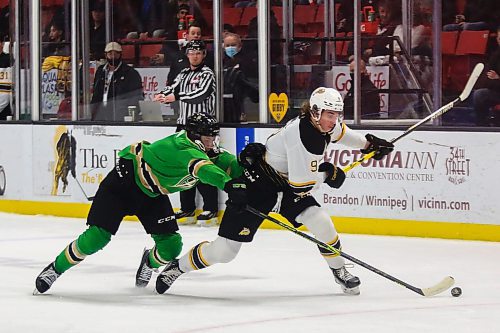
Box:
[34,113,247,294]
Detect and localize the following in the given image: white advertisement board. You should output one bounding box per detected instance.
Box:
[256,127,499,225]
[137,67,173,115]
[325,65,390,114]
[0,125,33,199]
[1,124,499,227]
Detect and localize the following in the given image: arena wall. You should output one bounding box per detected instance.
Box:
[1,123,499,241]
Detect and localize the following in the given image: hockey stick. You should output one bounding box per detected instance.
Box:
[73,175,95,201]
[246,205,455,297]
[343,62,485,173]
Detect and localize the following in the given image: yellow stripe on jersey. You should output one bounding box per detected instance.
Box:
[288,180,316,191]
[332,122,346,143]
[143,159,170,195]
[192,160,213,177]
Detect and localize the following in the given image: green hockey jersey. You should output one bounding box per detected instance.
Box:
[118,130,243,197]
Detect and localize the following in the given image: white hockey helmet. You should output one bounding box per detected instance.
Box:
[309,87,344,121]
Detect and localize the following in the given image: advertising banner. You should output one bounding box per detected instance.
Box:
[0,125,33,199]
[325,65,389,114]
[1,124,499,227]
[136,67,173,115]
[32,125,176,202]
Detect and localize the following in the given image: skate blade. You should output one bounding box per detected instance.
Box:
[177,216,196,225]
[341,286,360,295]
[197,218,217,227]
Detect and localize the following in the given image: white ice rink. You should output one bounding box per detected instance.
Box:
[1,212,499,333]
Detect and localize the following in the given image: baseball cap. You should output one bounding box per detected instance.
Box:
[104,42,122,52]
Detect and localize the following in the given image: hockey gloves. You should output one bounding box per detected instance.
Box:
[224,179,248,210]
[238,143,266,169]
[360,134,394,160]
[318,162,346,189]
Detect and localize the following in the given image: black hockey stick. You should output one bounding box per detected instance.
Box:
[73,175,95,201]
[343,62,484,173]
[246,205,454,297]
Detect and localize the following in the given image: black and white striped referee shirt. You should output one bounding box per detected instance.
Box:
[160,64,215,125]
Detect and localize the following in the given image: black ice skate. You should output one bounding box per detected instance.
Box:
[34,262,61,294]
[156,259,184,294]
[175,210,196,225]
[135,248,156,288]
[331,266,361,295]
[196,211,218,227]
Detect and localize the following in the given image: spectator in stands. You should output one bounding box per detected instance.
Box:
[247,9,282,65]
[337,0,378,33]
[355,0,427,61]
[0,6,8,38]
[223,24,236,35]
[151,20,202,68]
[42,21,69,57]
[154,40,218,227]
[90,42,144,121]
[473,26,500,126]
[116,0,164,39]
[222,33,259,123]
[343,58,381,119]
[0,37,12,121]
[90,1,106,60]
[443,0,500,32]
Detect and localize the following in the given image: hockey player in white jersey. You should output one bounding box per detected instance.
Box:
[152,87,394,295]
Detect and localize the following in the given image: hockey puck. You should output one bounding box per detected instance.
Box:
[451,287,462,297]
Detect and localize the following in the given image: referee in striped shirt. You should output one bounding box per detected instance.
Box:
[154,40,219,226]
[154,40,215,130]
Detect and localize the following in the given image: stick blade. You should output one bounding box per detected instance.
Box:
[420,276,455,297]
[459,63,484,101]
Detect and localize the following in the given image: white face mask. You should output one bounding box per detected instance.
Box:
[224,46,239,58]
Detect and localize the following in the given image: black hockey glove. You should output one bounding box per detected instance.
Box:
[223,179,248,210]
[360,134,394,160]
[318,162,346,189]
[238,143,266,169]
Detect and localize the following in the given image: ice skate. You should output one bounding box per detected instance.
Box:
[156,259,184,294]
[196,211,218,227]
[175,210,196,225]
[34,262,61,294]
[331,266,361,295]
[135,248,156,288]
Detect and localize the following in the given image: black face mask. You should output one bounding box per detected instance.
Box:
[107,55,122,67]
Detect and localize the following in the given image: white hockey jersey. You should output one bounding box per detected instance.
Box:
[265,116,367,195]
[0,61,11,112]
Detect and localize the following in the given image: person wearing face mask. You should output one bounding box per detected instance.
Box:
[222,32,258,123]
[90,42,144,121]
[343,58,381,120]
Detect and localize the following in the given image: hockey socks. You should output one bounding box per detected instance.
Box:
[149,233,183,269]
[54,225,111,273]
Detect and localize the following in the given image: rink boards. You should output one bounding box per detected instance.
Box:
[0,123,499,241]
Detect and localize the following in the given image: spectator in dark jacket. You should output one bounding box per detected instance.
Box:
[222,33,259,123]
[473,27,500,126]
[443,0,500,32]
[91,42,144,121]
[89,1,106,60]
[343,58,381,119]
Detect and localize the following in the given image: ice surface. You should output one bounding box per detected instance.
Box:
[1,212,499,332]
